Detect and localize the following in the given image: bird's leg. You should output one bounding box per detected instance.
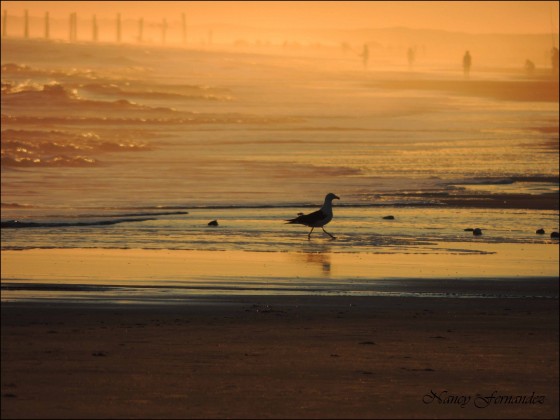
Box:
[307,227,315,240]
[322,226,336,239]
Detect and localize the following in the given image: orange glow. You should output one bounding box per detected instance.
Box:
[2,244,558,288]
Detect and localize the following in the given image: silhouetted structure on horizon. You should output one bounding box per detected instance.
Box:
[44,12,49,39]
[68,12,77,42]
[2,10,7,37]
[23,9,29,38]
[92,14,98,42]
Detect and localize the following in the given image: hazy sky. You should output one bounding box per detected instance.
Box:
[2,1,558,34]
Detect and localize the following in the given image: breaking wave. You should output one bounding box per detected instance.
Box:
[1,129,152,168]
[1,217,157,229]
[1,63,231,102]
[80,82,232,101]
[2,82,177,113]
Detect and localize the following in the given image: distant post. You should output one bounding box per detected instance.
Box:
[92,14,98,42]
[116,13,121,42]
[24,9,29,38]
[182,13,187,45]
[138,17,143,43]
[45,12,50,39]
[69,12,77,42]
[2,10,7,37]
[161,18,167,44]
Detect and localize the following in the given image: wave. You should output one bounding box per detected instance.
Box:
[0,202,190,211]
[80,82,232,102]
[1,128,153,168]
[1,62,116,82]
[71,211,189,217]
[1,283,119,292]
[1,80,302,124]
[1,155,98,167]
[1,113,303,126]
[2,82,178,113]
[2,63,232,101]
[49,211,189,218]
[1,217,156,229]
[0,202,40,209]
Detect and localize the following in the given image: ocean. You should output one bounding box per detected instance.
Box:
[1,38,558,302]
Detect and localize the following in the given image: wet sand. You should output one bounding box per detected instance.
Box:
[1,247,559,305]
[395,192,559,211]
[374,79,560,102]
[1,296,558,419]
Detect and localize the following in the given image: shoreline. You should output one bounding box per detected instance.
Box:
[1,246,559,303]
[391,192,559,211]
[2,295,558,418]
[2,189,559,214]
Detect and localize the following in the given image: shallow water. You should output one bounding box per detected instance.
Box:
[1,206,559,253]
[1,39,558,301]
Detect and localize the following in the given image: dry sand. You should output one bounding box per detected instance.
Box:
[1,296,558,419]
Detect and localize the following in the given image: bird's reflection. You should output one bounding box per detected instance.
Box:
[294,243,332,276]
[304,253,331,275]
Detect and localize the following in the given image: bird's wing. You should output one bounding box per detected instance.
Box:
[286,209,326,225]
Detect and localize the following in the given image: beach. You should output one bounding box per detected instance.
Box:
[2,295,558,419]
[1,5,559,418]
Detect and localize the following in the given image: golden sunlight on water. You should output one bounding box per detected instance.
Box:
[2,1,558,36]
[2,245,558,284]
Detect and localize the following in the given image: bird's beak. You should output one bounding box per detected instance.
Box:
[334,195,340,200]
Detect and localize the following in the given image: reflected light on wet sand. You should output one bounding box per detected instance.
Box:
[2,244,558,286]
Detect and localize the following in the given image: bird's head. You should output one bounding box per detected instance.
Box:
[325,193,340,201]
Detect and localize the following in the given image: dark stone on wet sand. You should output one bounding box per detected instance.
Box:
[536,228,545,235]
[382,215,395,220]
[208,220,219,227]
[551,232,559,239]
[473,228,483,236]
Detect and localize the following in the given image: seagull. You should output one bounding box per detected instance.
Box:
[285,193,340,239]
